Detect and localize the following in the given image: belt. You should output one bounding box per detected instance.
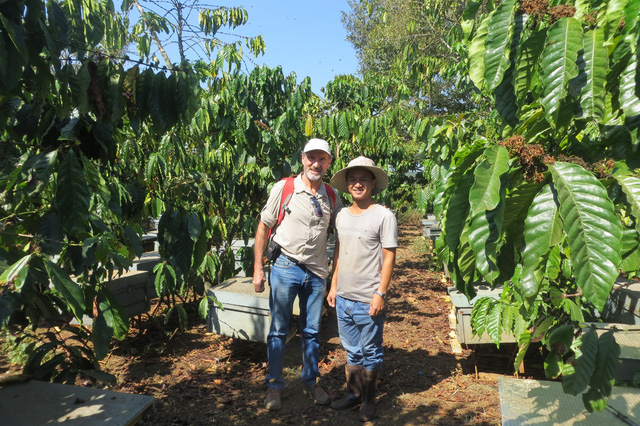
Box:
[279,253,302,266]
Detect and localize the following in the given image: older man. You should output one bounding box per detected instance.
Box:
[253,138,343,411]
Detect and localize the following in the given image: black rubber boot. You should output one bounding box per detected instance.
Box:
[330,364,364,410]
[359,369,379,422]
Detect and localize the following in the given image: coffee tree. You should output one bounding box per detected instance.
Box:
[427,0,640,411]
[0,0,291,383]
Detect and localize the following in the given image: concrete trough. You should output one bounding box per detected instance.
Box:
[499,377,640,425]
[0,380,154,426]
[206,277,300,343]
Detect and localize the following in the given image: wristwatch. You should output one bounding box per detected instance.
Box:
[375,290,386,300]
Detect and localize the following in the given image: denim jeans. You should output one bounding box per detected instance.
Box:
[336,295,385,371]
[266,255,326,389]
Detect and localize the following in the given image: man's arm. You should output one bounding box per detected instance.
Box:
[369,247,396,316]
[253,220,271,293]
[326,241,340,308]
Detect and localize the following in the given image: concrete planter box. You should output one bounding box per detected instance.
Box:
[106,270,152,318]
[604,278,640,325]
[206,277,300,343]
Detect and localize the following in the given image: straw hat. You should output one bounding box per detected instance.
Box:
[330,156,389,196]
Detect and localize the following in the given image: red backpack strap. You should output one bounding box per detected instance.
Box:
[267,176,296,239]
[324,183,336,211]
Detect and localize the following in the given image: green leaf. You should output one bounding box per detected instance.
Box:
[563,328,598,395]
[56,150,91,236]
[469,145,510,214]
[549,162,622,311]
[0,254,31,290]
[187,213,202,242]
[578,28,607,121]
[540,18,582,126]
[468,205,503,284]
[486,301,503,345]
[43,258,85,320]
[462,0,482,40]
[470,297,492,338]
[198,296,210,319]
[514,331,531,372]
[615,174,640,231]
[520,185,561,297]
[582,330,620,412]
[620,51,640,118]
[545,353,564,379]
[469,14,490,90]
[444,171,473,252]
[484,0,517,90]
[514,29,547,110]
[177,304,187,332]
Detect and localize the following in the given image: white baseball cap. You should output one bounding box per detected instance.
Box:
[303,138,332,157]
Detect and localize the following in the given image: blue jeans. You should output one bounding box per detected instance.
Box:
[336,295,385,371]
[266,255,326,389]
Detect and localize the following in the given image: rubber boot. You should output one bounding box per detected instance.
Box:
[330,364,364,410]
[359,369,379,422]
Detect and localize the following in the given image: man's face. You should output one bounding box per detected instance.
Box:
[302,150,332,182]
[346,168,376,201]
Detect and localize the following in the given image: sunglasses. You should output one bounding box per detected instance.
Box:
[310,196,323,217]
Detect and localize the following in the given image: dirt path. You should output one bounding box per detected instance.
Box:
[102,224,505,425]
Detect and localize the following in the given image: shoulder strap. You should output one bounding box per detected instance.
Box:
[324,183,336,211]
[267,176,296,239]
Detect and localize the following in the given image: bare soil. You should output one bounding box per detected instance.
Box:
[3,224,544,425]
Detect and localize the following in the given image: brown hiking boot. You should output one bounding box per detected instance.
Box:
[264,388,282,411]
[304,383,330,405]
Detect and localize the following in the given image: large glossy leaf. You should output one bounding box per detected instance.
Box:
[469,145,510,214]
[56,150,91,236]
[43,258,85,320]
[514,30,546,110]
[620,50,640,117]
[484,0,517,90]
[468,204,504,284]
[454,230,477,299]
[520,185,561,297]
[578,28,607,121]
[615,174,640,231]
[623,0,640,35]
[549,162,622,311]
[495,14,526,126]
[583,330,620,412]
[540,18,582,126]
[0,254,31,290]
[469,14,490,90]
[444,171,473,251]
[562,328,598,395]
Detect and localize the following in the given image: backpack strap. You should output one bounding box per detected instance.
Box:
[323,183,336,212]
[267,176,296,239]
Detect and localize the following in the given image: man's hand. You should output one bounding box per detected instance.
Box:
[326,288,337,308]
[253,220,270,293]
[369,294,385,316]
[253,269,266,293]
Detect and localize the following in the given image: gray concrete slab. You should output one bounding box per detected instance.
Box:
[0,380,154,425]
[499,377,640,425]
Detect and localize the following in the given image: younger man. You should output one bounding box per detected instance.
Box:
[326,156,397,422]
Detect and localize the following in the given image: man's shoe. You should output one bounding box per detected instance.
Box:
[264,388,282,411]
[304,383,330,405]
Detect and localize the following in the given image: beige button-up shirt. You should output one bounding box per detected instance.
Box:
[260,174,342,279]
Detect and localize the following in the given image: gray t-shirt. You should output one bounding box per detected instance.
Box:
[260,174,342,279]
[335,204,398,303]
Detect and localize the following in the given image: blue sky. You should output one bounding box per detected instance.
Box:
[219,1,360,91]
[125,1,360,93]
